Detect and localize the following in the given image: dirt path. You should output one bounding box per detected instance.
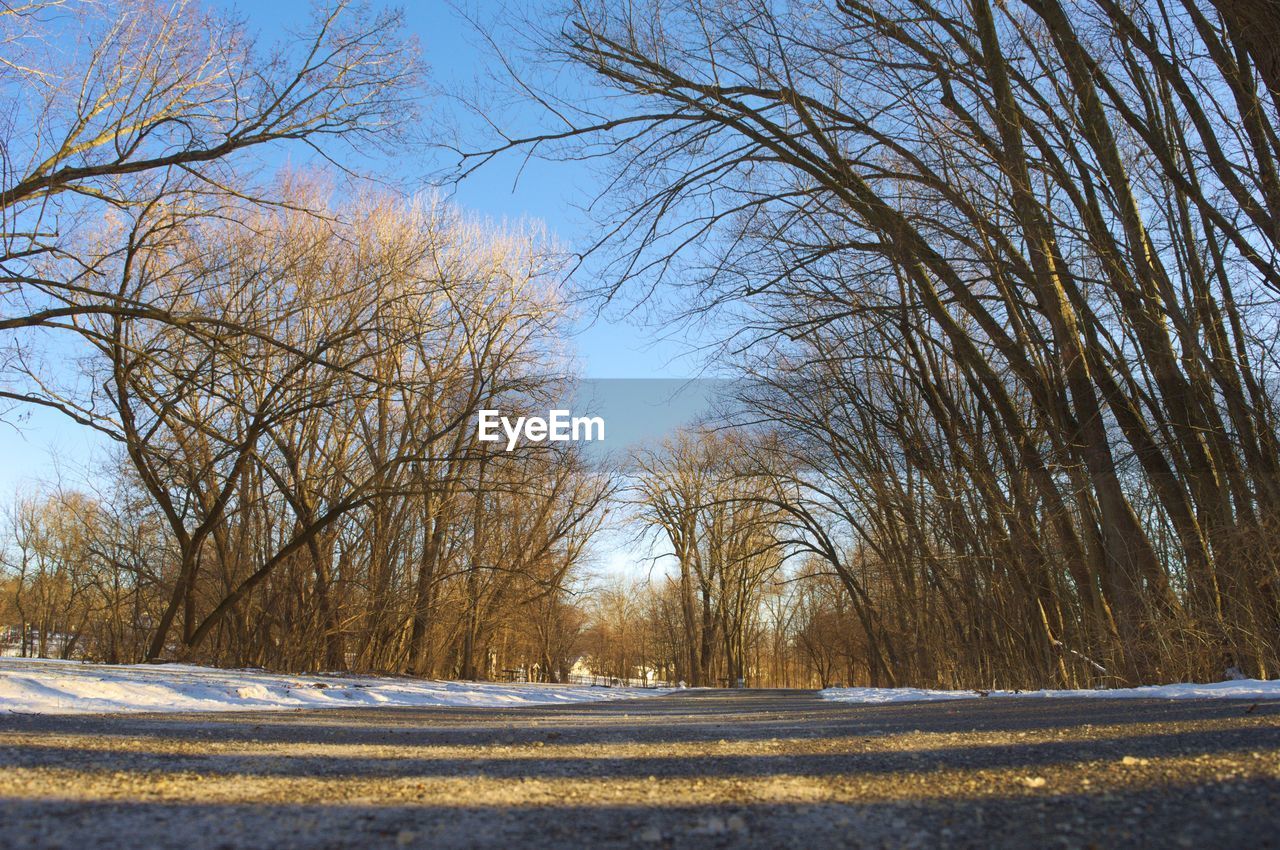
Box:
[2,689,1278,848]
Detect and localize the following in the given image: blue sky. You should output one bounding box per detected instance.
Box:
[0,0,708,500]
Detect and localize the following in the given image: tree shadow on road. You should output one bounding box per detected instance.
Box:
[1,779,1276,849]
[1,722,1276,781]
[3,693,1275,747]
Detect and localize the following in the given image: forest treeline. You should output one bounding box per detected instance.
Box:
[0,1,608,678]
[0,192,609,676]
[6,0,1280,689]
[478,0,1280,687]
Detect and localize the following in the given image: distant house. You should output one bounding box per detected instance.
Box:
[566,656,667,688]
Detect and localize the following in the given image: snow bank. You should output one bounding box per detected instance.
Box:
[0,658,664,715]
[822,679,1280,704]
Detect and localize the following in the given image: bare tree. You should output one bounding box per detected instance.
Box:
[1,0,420,424]
[467,0,1280,685]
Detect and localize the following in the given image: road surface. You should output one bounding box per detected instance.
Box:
[2,689,1278,848]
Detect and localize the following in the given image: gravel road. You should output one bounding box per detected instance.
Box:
[2,689,1278,848]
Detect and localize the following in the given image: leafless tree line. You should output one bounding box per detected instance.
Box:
[627,430,785,686]
[479,0,1280,686]
[1,191,610,676]
[9,0,1280,690]
[578,535,879,689]
[0,1,608,678]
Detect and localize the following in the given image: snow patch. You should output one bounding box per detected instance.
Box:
[0,658,665,715]
[822,679,1280,704]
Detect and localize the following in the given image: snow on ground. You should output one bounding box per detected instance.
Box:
[0,657,665,715]
[822,680,1280,704]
